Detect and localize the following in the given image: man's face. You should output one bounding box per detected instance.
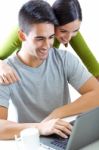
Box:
[55,19,81,45]
[23,23,55,61]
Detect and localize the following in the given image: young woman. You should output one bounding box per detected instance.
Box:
[0,0,99,84]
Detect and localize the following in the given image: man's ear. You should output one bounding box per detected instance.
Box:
[18,30,26,41]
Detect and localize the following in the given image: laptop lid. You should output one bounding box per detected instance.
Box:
[40,107,99,150]
[66,107,99,150]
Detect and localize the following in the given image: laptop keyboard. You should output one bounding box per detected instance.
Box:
[50,120,75,149]
[51,136,68,149]
[40,120,75,150]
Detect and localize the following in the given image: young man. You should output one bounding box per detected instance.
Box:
[0,0,99,140]
[0,0,72,140]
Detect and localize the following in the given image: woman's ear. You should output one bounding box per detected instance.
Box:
[18,30,26,41]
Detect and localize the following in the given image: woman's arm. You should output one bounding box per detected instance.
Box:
[0,26,21,59]
[70,31,99,78]
[0,26,21,84]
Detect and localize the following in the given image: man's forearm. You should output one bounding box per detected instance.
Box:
[46,90,99,120]
[0,120,39,140]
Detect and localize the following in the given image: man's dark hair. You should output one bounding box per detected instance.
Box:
[52,0,82,26]
[18,0,58,34]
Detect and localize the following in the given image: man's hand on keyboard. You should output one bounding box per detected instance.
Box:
[38,118,73,138]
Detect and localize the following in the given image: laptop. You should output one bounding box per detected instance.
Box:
[40,107,99,150]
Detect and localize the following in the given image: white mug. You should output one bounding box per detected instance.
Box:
[15,128,40,150]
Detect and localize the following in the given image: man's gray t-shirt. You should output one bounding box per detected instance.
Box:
[0,48,92,123]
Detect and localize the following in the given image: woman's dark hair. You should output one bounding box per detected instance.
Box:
[18,0,58,34]
[52,0,82,26]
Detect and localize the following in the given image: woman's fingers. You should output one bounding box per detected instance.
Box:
[0,62,19,84]
[0,70,19,84]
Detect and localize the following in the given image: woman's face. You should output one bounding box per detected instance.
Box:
[55,19,81,45]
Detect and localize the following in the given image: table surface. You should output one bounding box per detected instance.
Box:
[0,140,99,150]
[0,139,99,150]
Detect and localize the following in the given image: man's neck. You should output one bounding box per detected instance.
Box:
[17,49,43,68]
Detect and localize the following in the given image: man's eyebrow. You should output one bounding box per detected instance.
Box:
[35,34,55,39]
[50,34,55,37]
[49,34,55,38]
[35,36,45,39]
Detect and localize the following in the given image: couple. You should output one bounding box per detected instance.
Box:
[0,0,99,140]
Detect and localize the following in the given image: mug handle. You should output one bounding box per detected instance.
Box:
[14,135,23,150]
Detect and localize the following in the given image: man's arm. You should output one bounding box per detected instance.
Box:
[0,106,38,140]
[0,106,8,119]
[0,106,72,140]
[45,76,99,120]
